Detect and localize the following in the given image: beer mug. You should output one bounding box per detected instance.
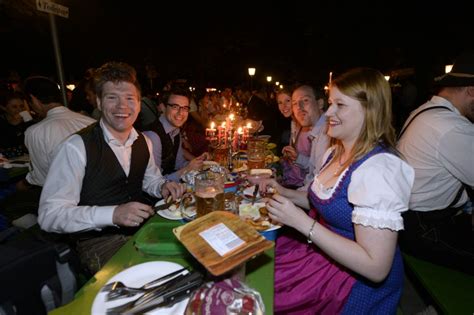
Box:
[247,138,266,170]
[194,170,225,218]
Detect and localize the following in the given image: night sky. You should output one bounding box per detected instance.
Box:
[2,0,474,91]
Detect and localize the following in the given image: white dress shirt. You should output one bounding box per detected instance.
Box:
[397,96,474,211]
[38,120,167,233]
[312,150,414,231]
[25,106,96,186]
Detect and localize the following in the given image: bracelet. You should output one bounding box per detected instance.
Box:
[307,219,317,244]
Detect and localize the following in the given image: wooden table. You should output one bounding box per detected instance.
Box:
[50,214,274,314]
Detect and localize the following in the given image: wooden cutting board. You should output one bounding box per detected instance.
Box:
[173,211,274,276]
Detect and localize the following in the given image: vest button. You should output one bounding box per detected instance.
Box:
[125,180,128,184]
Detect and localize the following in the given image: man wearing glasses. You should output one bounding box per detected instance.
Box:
[143,87,208,183]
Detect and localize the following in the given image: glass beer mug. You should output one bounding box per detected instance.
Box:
[246,138,267,170]
[194,170,225,218]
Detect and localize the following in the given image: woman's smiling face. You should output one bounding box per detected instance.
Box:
[326,86,365,146]
[277,92,292,118]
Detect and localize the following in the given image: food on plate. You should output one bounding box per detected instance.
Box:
[166,194,195,213]
[239,203,274,231]
[265,155,279,163]
[202,160,219,170]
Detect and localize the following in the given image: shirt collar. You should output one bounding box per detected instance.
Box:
[159,115,179,136]
[99,119,138,147]
[46,106,68,117]
[309,113,327,137]
[430,95,461,116]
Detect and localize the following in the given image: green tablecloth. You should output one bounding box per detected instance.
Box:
[49,215,274,314]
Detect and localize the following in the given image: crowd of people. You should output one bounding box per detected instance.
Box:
[0,50,472,313]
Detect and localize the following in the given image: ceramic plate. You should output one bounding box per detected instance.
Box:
[155,199,183,220]
[91,261,189,315]
[239,201,282,232]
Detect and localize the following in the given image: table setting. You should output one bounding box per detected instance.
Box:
[50,126,279,315]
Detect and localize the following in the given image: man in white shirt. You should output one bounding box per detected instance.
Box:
[23,76,96,187]
[38,62,185,273]
[397,51,474,274]
[1,77,96,224]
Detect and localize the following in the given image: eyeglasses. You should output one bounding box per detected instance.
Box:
[166,103,191,113]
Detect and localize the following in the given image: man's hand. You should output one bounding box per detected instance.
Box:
[161,181,186,201]
[282,145,297,161]
[113,201,154,227]
[185,152,210,173]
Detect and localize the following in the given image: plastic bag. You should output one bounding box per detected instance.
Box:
[185,278,265,315]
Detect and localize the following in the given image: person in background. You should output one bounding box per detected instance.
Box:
[134,87,160,131]
[397,50,474,275]
[38,62,185,273]
[280,85,328,189]
[23,76,96,188]
[68,68,97,117]
[182,96,209,157]
[0,91,34,156]
[275,88,295,153]
[258,68,414,313]
[143,87,209,183]
[1,77,96,224]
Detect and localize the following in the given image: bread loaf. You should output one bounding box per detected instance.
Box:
[249,168,272,176]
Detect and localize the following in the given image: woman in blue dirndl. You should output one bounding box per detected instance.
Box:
[259,68,414,314]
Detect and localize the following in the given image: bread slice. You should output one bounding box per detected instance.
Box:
[249,169,272,176]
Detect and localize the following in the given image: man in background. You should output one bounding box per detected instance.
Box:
[397,51,474,274]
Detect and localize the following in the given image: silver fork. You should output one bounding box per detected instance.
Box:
[101,267,187,294]
[106,271,203,314]
[105,272,191,301]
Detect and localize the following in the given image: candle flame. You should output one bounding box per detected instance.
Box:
[237,127,243,134]
[210,121,216,129]
[246,122,252,128]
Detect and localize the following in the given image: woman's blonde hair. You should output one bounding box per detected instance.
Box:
[330,67,397,173]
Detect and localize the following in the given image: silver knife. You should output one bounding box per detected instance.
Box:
[153,200,175,211]
[251,184,259,205]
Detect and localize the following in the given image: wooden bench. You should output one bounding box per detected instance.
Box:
[403,254,474,314]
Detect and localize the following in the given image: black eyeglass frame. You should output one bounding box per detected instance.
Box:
[165,103,191,113]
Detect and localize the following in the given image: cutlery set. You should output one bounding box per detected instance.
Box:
[102,268,203,314]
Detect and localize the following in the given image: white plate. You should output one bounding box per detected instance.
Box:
[92,261,189,315]
[239,201,282,232]
[155,199,183,221]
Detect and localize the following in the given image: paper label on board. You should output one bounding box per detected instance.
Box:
[199,223,245,256]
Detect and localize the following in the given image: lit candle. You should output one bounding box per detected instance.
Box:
[243,123,251,143]
[218,122,226,145]
[205,121,217,139]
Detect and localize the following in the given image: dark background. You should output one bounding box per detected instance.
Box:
[2,0,474,91]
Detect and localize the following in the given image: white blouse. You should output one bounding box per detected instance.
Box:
[311,150,414,231]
